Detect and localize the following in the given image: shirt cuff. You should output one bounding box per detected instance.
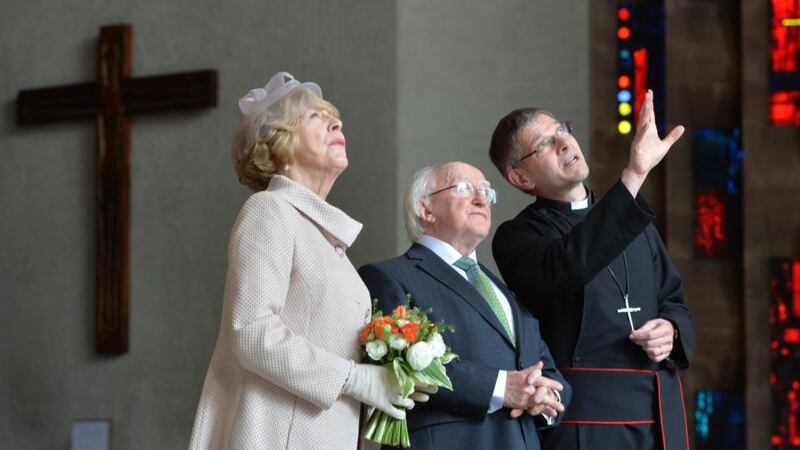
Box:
[541,389,561,424]
[488,370,506,414]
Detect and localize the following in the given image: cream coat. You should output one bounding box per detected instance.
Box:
[190,176,372,449]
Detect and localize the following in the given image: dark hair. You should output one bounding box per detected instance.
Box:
[488,107,554,177]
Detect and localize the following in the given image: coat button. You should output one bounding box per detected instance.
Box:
[573,356,581,365]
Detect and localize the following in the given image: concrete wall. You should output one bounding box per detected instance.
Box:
[0,0,588,448]
[396,0,590,272]
[1,1,396,448]
[665,1,744,440]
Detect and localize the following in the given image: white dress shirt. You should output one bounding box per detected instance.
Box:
[416,235,512,414]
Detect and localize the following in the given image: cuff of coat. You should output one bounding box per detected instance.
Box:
[608,179,655,236]
[659,316,691,369]
[429,362,499,421]
[540,389,561,425]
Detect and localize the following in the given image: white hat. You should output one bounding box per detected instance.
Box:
[238,71,322,117]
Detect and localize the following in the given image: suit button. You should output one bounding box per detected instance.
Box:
[573,356,581,365]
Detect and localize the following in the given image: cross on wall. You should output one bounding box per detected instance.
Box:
[16,24,218,354]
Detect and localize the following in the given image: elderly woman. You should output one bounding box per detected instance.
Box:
[189,72,427,449]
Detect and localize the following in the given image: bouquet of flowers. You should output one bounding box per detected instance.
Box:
[359,295,459,448]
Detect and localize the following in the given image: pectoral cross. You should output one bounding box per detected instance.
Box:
[617,294,641,332]
[15,24,217,354]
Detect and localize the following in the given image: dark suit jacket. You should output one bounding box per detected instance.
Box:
[359,243,571,450]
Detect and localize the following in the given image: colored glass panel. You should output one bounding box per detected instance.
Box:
[616,2,665,134]
[770,258,800,449]
[694,391,745,450]
[769,0,800,126]
[692,129,743,258]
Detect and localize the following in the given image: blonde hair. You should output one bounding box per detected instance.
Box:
[231,88,340,191]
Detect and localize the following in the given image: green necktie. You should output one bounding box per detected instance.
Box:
[453,256,515,345]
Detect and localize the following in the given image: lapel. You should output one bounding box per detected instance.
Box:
[406,244,516,349]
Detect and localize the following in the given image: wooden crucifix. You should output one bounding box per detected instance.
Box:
[16,24,217,354]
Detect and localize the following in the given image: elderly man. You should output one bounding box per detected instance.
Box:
[359,161,570,450]
[489,91,694,450]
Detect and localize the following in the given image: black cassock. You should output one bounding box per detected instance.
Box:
[492,180,695,450]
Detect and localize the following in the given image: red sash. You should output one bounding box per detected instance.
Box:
[559,367,691,450]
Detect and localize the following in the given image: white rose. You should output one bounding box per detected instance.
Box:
[428,333,446,358]
[407,341,434,371]
[366,340,388,361]
[395,319,409,328]
[388,334,408,350]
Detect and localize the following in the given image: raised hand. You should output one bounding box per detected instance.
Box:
[621,89,685,197]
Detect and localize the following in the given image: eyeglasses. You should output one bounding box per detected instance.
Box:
[511,121,573,168]
[427,181,498,205]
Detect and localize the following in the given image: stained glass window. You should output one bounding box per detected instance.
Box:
[617,1,665,135]
[770,0,800,125]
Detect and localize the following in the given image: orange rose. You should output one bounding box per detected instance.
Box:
[374,317,393,340]
[359,322,374,342]
[374,323,386,340]
[401,322,421,343]
[394,305,407,319]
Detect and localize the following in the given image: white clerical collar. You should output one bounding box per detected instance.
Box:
[571,196,589,210]
[417,235,478,265]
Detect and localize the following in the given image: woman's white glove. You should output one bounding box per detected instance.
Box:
[410,381,438,403]
[342,364,415,420]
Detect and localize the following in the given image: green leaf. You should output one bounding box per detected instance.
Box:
[412,359,453,390]
[392,358,415,398]
[418,315,430,341]
[398,359,415,375]
[440,351,459,365]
